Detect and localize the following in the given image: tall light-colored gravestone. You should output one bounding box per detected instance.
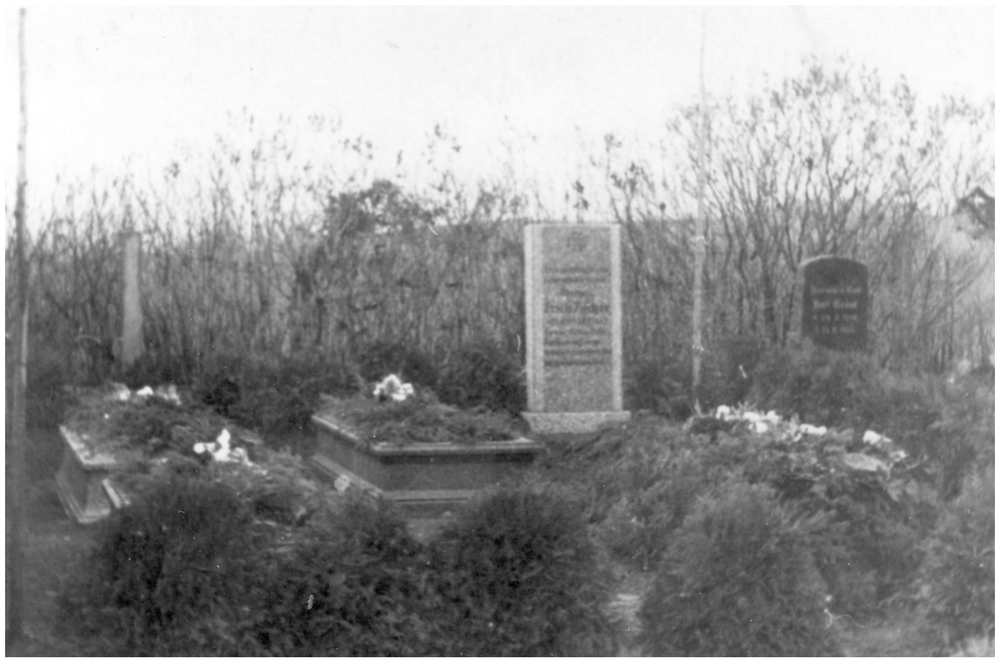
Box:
[523,223,630,434]
[121,232,144,366]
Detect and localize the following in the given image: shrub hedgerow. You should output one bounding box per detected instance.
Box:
[917,466,995,649]
[593,439,715,571]
[574,408,929,618]
[748,339,993,501]
[356,339,439,390]
[197,352,354,437]
[750,339,880,429]
[61,474,272,656]
[436,337,526,415]
[251,495,440,656]
[638,479,841,657]
[432,487,620,656]
[210,450,327,525]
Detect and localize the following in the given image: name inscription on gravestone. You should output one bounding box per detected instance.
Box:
[802,256,869,351]
[542,227,613,411]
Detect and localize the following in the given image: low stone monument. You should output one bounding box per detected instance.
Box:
[522,223,630,433]
[801,256,869,351]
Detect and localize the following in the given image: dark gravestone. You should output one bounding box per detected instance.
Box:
[802,256,869,351]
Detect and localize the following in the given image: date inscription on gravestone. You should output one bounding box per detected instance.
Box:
[802,256,869,351]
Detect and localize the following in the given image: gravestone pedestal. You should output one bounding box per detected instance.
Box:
[523,224,630,434]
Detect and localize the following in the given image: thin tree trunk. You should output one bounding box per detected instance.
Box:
[691,11,708,411]
[7,7,29,647]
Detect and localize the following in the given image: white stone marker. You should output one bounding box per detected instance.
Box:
[121,232,144,367]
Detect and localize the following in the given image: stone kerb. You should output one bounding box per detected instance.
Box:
[801,255,869,351]
[523,223,630,434]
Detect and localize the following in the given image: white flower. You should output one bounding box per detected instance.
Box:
[715,405,733,420]
[798,424,828,436]
[155,384,182,405]
[192,429,250,464]
[374,374,415,402]
[752,420,770,434]
[863,430,891,447]
[136,386,154,397]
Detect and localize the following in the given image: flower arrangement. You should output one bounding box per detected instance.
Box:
[710,403,908,477]
[192,428,252,465]
[63,383,248,462]
[373,374,415,402]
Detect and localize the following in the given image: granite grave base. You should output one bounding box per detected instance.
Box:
[54,426,131,524]
[522,410,631,434]
[309,412,543,515]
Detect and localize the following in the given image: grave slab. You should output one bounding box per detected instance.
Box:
[54,426,129,524]
[310,410,542,515]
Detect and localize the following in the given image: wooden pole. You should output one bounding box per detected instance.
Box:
[7,7,30,646]
[691,11,708,413]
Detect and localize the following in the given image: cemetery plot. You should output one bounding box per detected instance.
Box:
[53,385,263,524]
[309,394,541,514]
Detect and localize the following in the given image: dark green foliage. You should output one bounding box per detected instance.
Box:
[749,340,993,501]
[24,346,75,431]
[638,479,841,657]
[199,352,354,437]
[593,436,717,571]
[252,496,439,656]
[917,466,995,648]
[750,339,878,428]
[211,450,327,525]
[357,339,439,390]
[574,413,928,618]
[64,395,229,460]
[910,379,995,499]
[21,346,76,475]
[436,338,526,415]
[63,475,270,655]
[624,359,690,418]
[432,487,620,656]
[624,336,762,417]
[718,334,764,404]
[114,351,193,390]
[321,391,526,445]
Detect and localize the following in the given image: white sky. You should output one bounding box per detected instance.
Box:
[4,5,996,214]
